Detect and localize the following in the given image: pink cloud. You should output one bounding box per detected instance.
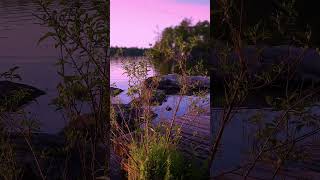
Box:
[111,0,210,48]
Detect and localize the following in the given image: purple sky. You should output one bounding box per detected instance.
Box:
[111,0,210,48]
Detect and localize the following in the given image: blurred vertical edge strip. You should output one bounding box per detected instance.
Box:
[107,0,111,177]
[209,0,214,177]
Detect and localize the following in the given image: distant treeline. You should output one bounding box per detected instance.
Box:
[110,47,149,57]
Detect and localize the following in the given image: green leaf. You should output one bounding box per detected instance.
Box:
[265,96,273,106]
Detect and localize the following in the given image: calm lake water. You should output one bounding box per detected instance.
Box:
[110,58,210,124]
[0,0,62,133]
[0,1,91,133]
[0,1,210,134]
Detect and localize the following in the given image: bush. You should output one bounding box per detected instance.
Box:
[125,135,207,180]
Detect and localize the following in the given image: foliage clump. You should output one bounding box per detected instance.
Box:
[147,19,210,75]
[125,134,207,180]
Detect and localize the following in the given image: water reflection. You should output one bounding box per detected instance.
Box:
[0,0,57,57]
[111,58,210,125]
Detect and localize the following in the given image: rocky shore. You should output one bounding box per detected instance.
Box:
[144,74,210,95]
[111,74,210,107]
[211,46,320,85]
[211,46,320,108]
[0,75,209,179]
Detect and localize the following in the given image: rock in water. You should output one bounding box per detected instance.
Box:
[111,87,124,96]
[0,81,45,111]
[144,74,210,95]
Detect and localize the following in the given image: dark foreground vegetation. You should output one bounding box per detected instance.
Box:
[147,19,210,75]
[212,0,320,46]
[1,0,110,179]
[210,0,320,179]
[10,0,320,179]
[0,1,211,180]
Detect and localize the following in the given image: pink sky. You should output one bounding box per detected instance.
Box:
[111,0,210,48]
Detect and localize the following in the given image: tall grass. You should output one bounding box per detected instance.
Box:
[111,40,209,179]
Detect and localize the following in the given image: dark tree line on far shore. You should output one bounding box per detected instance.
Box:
[110,47,149,57]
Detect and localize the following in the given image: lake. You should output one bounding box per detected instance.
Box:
[0,1,210,134]
[0,57,210,134]
[0,0,63,133]
[111,58,210,125]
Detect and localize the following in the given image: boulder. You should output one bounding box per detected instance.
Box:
[144,74,210,95]
[0,81,45,111]
[210,46,320,108]
[211,46,320,85]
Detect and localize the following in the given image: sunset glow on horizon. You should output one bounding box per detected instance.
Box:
[111,0,210,48]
